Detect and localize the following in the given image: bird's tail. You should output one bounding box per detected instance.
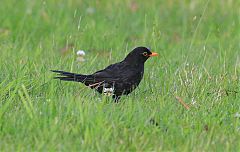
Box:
[51,70,93,84]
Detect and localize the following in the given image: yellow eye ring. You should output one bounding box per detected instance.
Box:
[142,52,148,56]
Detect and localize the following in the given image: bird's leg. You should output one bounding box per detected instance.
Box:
[112,95,121,103]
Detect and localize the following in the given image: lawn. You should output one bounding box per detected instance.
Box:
[0,0,240,151]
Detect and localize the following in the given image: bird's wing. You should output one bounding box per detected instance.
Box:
[94,63,144,96]
[91,62,124,82]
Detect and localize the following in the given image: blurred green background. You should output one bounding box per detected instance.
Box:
[0,0,239,151]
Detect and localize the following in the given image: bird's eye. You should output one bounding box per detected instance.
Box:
[142,52,148,57]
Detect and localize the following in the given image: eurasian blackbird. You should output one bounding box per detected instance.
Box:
[52,46,158,101]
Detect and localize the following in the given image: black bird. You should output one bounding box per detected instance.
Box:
[52,46,158,101]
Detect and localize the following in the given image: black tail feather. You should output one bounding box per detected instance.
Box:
[51,70,91,84]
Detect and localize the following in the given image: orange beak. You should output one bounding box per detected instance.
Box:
[149,52,158,57]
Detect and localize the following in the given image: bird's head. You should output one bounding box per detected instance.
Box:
[124,46,158,64]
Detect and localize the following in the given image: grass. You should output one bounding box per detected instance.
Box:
[0,0,240,151]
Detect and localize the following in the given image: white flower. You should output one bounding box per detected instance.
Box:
[191,98,197,105]
[235,112,240,118]
[86,7,95,14]
[103,87,114,96]
[77,50,86,56]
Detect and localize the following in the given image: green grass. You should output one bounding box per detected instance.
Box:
[0,0,240,151]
